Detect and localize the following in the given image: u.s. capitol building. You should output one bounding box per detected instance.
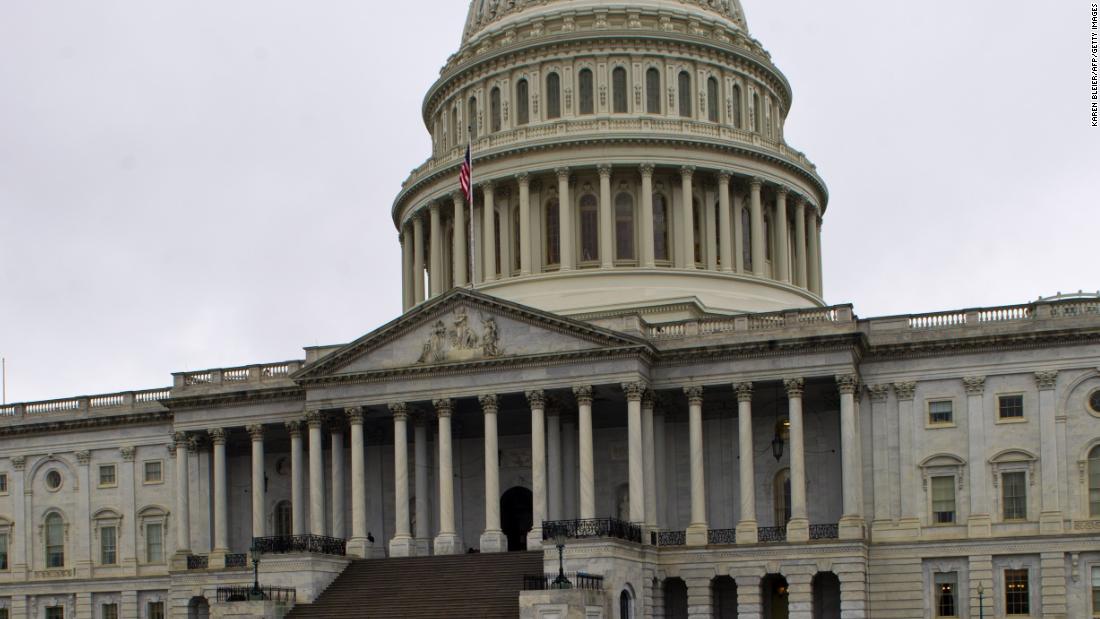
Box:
[2,1,1098,617]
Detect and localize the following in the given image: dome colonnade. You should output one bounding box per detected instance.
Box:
[393,0,829,317]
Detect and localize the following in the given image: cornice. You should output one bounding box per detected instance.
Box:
[0,410,173,438]
[654,332,866,366]
[161,386,305,412]
[865,326,1100,362]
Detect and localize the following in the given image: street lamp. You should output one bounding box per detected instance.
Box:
[977,581,985,619]
[250,546,262,600]
[551,528,571,589]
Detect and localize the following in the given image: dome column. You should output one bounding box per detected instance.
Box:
[718,172,733,272]
[775,186,790,283]
[640,165,656,268]
[749,178,765,277]
[807,205,822,296]
[429,202,443,297]
[452,191,468,287]
[556,168,574,271]
[400,229,413,311]
[733,191,745,273]
[598,164,613,269]
[517,174,531,275]
[794,198,807,288]
[482,181,496,282]
[412,214,425,304]
[679,166,696,269]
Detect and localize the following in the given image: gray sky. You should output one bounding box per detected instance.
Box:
[1,1,1097,403]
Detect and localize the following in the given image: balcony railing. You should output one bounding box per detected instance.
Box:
[542,518,642,544]
[706,528,737,545]
[186,554,209,570]
[809,523,839,540]
[650,530,686,546]
[523,572,604,591]
[252,535,346,556]
[757,526,787,543]
[225,553,248,569]
[216,586,296,603]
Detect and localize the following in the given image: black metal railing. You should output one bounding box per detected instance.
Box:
[186,554,209,570]
[650,530,686,546]
[216,586,296,603]
[523,572,604,591]
[706,528,737,545]
[225,553,248,569]
[809,523,839,540]
[251,535,346,556]
[542,518,642,544]
[757,526,787,543]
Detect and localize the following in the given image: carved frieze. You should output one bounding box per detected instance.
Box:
[417,307,502,364]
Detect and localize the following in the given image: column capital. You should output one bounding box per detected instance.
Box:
[962,376,986,396]
[684,385,704,404]
[76,450,91,466]
[209,428,227,445]
[389,402,409,420]
[118,448,134,464]
[187,436,201,453]
[433,398,454,417]
[1034,370,1058,390]
[555,167,571,180]
[892,381,917,401]
[430,201,441,214]
[172,431,189,447]
[641,389,656,410]
[749,176,764,189]
[572,385,593,405]
[679,165,695,179]
[306,410,325,429]
[783,377,805,398]
[482,179,496,193]
[345,406,365,425]
[247,424,265,441]
[479,393,499,413]
[835,373,860,395]
[512,173,527,188]
[525,390,546,409]
[734,381,753,402]
[775,185,789,197]
[716,170,732,184]
[639,163,655,178]
[450,190,464,204]
[868,384,890,402]
[622,381,647,402]
[597,164,612,178]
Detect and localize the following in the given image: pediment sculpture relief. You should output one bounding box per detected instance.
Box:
[417,307,503,364]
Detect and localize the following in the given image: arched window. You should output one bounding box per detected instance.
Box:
[774,468,792,525]
[516,79,530,126]
[712,576,738,619]
[450,106,458,147]
[578,68,594,115]
[546,72,562,119]
[731,84,743,128]
[765,99,773,138]
[678,71,692,118]
[1090,445,1100,517]
[741,206,752,270]
[545,199,560,266]
[468,97,478,141]
[619,588,634,619]
[579,194,599,263]
[612,67,628,113]
[646,68,661,114]
[707,77,719,122]
[615,192,635,261]
[653,193,670,262]
[692,198,703,264]
[490,87,502,133]
[274,501,292,537]
[45,512,64,567]
[664,578,689,619]
[752,92,762,132]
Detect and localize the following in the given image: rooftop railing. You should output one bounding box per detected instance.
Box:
[647,305,855,340]
[174,360,303,390]
[0,388,170,421]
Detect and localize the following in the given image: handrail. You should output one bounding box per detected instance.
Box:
[252,534,346,556]
[542,518,642,544]
[216,586,296,603]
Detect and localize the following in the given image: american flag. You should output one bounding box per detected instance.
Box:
[459,143,472,205]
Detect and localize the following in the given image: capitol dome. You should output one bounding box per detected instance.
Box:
[393,0,828,321]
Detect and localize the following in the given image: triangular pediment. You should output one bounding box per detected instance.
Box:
[295,288,649,381]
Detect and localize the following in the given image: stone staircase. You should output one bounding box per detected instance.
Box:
[285,551,544,618]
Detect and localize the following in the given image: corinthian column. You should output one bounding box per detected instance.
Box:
[345,407,371,557]
[483,181,497,281]
[453,192,468,287]
[517,174,531,275]
[527,390,547,549]
[429,202,443,296]
[413,414,430,556]
[837,373,865,540]
[557,168,574,270]
[573,385,595,519]
[640,164,656,268]
[330,419,346,540]
[807,205,821,295]
[794,198,807,288]
[599,164,613,268]
[285,420,305,535]
[642,391,657,533]
[749,178,765,276]
[209,429,228,558]
[248,424,266,538]
[388,403,413,557]
[718,172,733,272]
[684,386,708,545]
[734,382,758,544]
[680,166,696,268]
[307,410,326,536]
[173,432,191,555]
[964,376,991,537]
[775,187,790,283]
[401,229,413,311]
[1035,371,1063,533]
[480,395,506,552]
[412,213,425,304]
[433,399,462,555]
[623,382,646,524]
[784,378,809,542]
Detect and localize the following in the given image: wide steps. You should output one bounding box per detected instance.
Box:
[286,551,544,618]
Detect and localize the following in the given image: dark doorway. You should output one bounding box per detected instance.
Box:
[712,575,738,618]
[812,572,841,619]
[187,596,210,619]
[501,486,533,551]
[762,574,789,619]
[663,578,688,619]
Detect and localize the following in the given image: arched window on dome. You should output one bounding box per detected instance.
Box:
[774,468,792,525]
[615,192,636,261]
[579,194,598,264]
[765,98,773,139]
[578,68,595,115]
[653,192,670,262]
[752,92,762,133]
[678,71,692,118]
[612,67,628,113]
[490,87,502,133]
[731,84,743,129]
[516,79,530,126]
[646,68,661,114]
[1089,445,1100,517]
[707,76,719,122]
[545,198,560,267]
[450,106,458,148]
[468,97,478,141]
[742,206,752,271]
[546,72,562,119]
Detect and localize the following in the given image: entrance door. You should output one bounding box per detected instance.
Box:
[762,574,789,619]
[500,486,533,551]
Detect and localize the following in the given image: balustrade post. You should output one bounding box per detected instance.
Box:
[734,382,758,544]
[433,399,462,555]
[684,386,708,545]
[388,403,414,557]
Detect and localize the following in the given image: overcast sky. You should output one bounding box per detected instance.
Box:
[1,1,1097,403]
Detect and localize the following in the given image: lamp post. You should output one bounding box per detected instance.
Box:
[250,546,262,600]
[551,528,571,589]
[977,581,984,619]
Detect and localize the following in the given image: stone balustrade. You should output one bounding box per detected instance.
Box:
[0,388,170,422]
[172,360,303,391]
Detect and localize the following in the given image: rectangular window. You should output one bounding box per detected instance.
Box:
[931,476,956,524]
[46,608,63,619]
[0,533,7,570]
[0,609,8,619]
[102,604,118,619]
[1002,471,1027,520]
[99,464,116,487]
[0,473,7,494]
[100,525,117,565]
[1091,566,1100,617]
[143,461,162,484]
[934,572,958,617]
[148,602,165,619]
[146,523,163,563]
[1005,569,1030,615]
[998,394,1024,419]
[929,400,953,425]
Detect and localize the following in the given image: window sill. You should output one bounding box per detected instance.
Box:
[98,483,117,489]
[926,422,957,430]
[995,417,1028,424]
[142,480,164,486]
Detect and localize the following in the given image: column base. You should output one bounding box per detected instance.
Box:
[346,537,386,559]
[389,535,415,558]
[526,527,544,551]
[1040,511,1065,534]
[966,514,992,538]
[208,549,228,569]
[838,515,865,540]
[433,532,463,555]
[480,530,507,553]
[735,520,758,545]
[869,518,921,542]
[685,523,708,546]
[786,518,809,543]
[169,551,192,570]
[413,537,432,557]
